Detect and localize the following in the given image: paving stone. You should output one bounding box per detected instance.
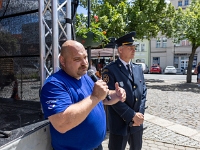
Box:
[149,148,160,150]
[164,143,175,148]
[192,133,200,142]
[145,114,174,127]
[154,141,164,146]
[156,145,168,149]
[166,124,199,137]
[174,145,186,149]
[185,148,198,150]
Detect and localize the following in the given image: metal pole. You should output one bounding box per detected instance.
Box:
[87,0,91,69]
[113,47,115,61]
[66,0,72,40]
[174,44,175,67]
[39,0,45,87]
[21,66,22,100]
[52,0,59,73]
[112,38,116,61]
[149,39,151,68]
[87,0,91,28]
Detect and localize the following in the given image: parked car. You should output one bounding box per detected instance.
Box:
[150,65,162,74]
[135,63,149,74]
[164,66,177,74]
[183,67,196,75]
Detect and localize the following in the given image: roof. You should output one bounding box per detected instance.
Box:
[91,48,118,57]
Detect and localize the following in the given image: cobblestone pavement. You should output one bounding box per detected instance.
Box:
[145,79,200,131]
[102,79,200,150]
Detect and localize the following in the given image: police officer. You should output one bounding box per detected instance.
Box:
[102,31,147,150]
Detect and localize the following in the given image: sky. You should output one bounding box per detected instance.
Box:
[77,5,87,15]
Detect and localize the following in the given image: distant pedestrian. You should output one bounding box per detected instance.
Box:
[11,78,20,100]
[90,59,97,73]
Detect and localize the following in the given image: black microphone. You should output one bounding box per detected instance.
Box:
[87,69,111,101]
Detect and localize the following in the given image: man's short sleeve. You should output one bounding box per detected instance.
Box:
[40,78,72,119]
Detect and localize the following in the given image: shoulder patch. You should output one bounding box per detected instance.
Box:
[102,74,109,83]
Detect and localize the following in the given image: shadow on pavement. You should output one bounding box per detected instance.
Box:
[145,79,165,83]
[145,79,199,93]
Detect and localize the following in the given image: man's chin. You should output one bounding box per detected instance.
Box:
[78,70,87,76]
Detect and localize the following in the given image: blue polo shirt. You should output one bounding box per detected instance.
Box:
[40,69,106,150]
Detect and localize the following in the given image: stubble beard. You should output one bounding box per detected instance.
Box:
[77,65,88,76]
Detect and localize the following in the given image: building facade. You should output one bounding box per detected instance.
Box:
[132,39,150,67]
[150,0,200,73]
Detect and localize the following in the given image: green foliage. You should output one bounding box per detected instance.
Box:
[78,0,170,39]
[95,1,127,38]
[128,0,170,39]
[75,13,108,44]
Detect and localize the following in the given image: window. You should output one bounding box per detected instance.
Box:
[135,43,140,52]
[162,37,167,48]
[181,39,190,46]
[156,38,161,48]
[185,0,189,5]
[178,1,182,6]
[153,57,160,65]
[141,44,145,51]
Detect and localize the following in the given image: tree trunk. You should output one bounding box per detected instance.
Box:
[186,44,197,83]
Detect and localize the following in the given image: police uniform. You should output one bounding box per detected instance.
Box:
[102,31,147,150]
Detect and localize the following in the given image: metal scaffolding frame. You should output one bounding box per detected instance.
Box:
[39,0,72,87]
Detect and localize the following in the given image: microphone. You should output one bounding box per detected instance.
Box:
[87,69,111,101]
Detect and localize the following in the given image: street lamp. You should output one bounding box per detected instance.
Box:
[173,44,176,67]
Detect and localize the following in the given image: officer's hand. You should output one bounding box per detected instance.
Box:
[115,82,126,102]
[132,112,144,125]
[132,123,140,126]
[92,80,109,101]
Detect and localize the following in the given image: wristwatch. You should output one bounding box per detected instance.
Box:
[128,121,134,127]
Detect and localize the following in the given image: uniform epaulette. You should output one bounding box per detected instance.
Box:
[107,61,115,66]
[103,61,115,69]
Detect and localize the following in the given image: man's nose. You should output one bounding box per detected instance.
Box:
[82,59,88,65]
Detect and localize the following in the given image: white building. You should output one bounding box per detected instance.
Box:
[150,0,200,73]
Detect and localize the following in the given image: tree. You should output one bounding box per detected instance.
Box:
[128,0,175,39]
[78,0,171,39]
[164,0,200,83]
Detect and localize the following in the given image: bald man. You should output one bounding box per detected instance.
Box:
[40,40,126,150]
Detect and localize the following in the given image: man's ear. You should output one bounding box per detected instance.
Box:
[59,55,65,67]
[118,46,122,54]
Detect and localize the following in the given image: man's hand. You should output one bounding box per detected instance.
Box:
[132,112,144,126]
[92,80,109,101]
[115,82,126,102]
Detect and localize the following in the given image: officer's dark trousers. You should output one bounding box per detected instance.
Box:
[108,129,143,150]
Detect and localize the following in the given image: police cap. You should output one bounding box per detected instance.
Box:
[115,31,136,47]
